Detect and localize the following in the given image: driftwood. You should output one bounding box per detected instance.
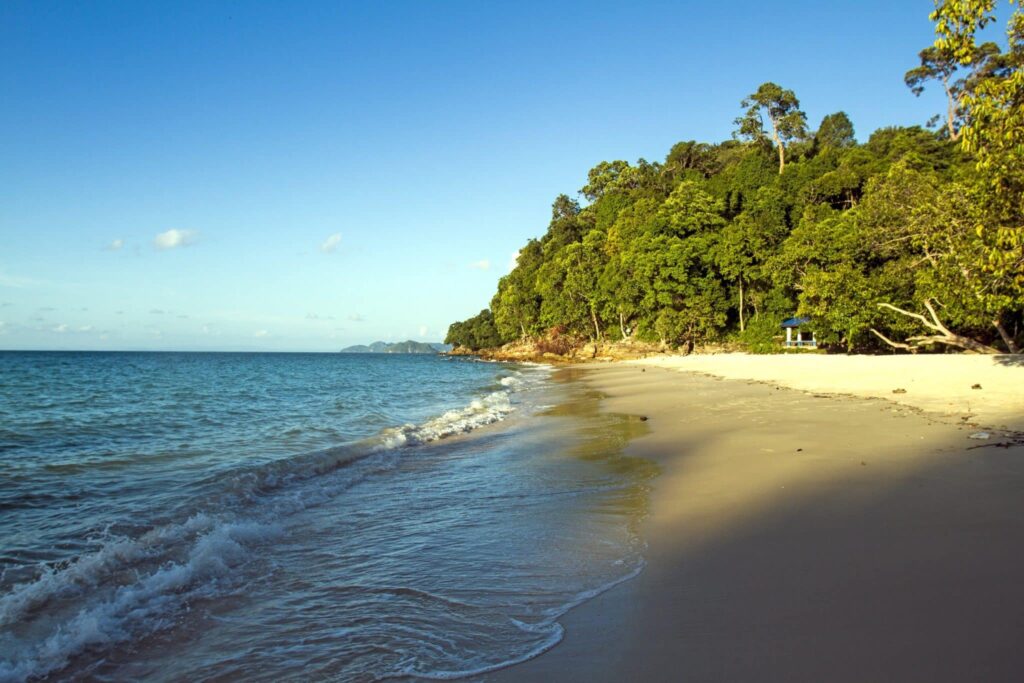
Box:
[870,299,1002,354]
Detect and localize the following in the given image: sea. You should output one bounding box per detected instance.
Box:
[0,351,656,682]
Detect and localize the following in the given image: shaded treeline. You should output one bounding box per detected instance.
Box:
[448,2,1023,354]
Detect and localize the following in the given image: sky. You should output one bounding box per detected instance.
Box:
[0,0,1004,350]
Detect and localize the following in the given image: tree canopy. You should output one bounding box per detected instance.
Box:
[447,3,1024,356]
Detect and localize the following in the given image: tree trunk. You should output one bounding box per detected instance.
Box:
[619,311,629,340]
[993,319,1021,353]
[770,118,785,174]
[943,76,960,142]
[738,280,745,333]
[591,307,602,341]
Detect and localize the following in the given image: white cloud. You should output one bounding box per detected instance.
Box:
[254,329,269,338]
[53,323,68,333]
[320,233,342,253]
[154,229,197,250]
[507,251,520,272]
[470,259,491,271]
[348,313,365,322]
[150,309,165,315]
[78,325,93,332]
[107,238,124,251]
[418,325,428,337]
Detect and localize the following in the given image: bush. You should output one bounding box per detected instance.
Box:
[739,314,784,354]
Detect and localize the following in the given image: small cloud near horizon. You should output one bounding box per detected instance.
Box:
[107,238,124,251]
[150,309,165,315]
[320,233,342,253]
[254,329,269,338]
[348,313,365,322]
[154,229,197,250]
[418,325,428,337]
[470,259,491,271]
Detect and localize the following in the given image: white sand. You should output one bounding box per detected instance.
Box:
[628,353,1024,430]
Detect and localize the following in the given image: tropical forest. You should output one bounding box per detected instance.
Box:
[446,1,1024,355]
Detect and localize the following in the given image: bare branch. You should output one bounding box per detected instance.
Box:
[922,299,954,336]
[875,301,1001,354]
[870,328,917,352]
[877,302,940,332]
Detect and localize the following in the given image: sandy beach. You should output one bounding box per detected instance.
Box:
[492,355,1024,682]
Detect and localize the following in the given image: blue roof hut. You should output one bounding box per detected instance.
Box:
[781,317,816,349]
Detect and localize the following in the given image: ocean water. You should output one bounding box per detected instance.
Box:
[0,352,655,682]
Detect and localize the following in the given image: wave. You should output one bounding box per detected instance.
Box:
[0,371,538,683]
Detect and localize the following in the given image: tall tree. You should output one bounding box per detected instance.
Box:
[815,112,856,149]
[905,43,1001,140]
[735,82,808,174]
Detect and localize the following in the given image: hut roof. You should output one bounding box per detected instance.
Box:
[781,317,812,328]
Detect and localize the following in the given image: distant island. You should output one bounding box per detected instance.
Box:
[340,340,452,354]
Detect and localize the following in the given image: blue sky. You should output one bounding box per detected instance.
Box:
[0,0,997,350]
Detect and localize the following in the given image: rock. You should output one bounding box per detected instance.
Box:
[892,388,907,394]
[972,383,982,390]
[969,431,991,440]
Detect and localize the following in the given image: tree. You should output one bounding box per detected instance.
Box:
[905,43,1001,140]
[735,82,808,174]
[815,112,856,150]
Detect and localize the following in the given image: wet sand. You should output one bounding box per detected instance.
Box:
[490,364,1024,682]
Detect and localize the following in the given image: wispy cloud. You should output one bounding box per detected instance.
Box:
[106,238,124,251]
[306,312,336,320]
[470,259,491,271]
[78,325,93,332]
[52,323,68,333]
[150,309,165,315]
[348,313,365,322]
[254,329,269,338]
[320,232,342,253]
[154,229,197,250]
[418,325,428,337]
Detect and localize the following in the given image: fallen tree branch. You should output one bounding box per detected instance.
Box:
[870,328,917,352]
[875,300,1001,354]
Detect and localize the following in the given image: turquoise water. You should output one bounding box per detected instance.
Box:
[0,352,653,681]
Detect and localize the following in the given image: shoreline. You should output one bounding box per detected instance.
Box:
[489,360,1024,682]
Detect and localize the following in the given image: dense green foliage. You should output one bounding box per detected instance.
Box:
[447,2,1024,354]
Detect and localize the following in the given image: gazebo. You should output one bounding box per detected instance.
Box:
[781,317,816,348]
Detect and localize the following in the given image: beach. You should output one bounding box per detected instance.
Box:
[493,355,1024,682]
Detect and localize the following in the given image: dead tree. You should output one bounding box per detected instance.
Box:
[869,299,1002,354]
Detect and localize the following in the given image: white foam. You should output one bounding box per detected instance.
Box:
[0,521,279,683]
[378,390,515,448]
